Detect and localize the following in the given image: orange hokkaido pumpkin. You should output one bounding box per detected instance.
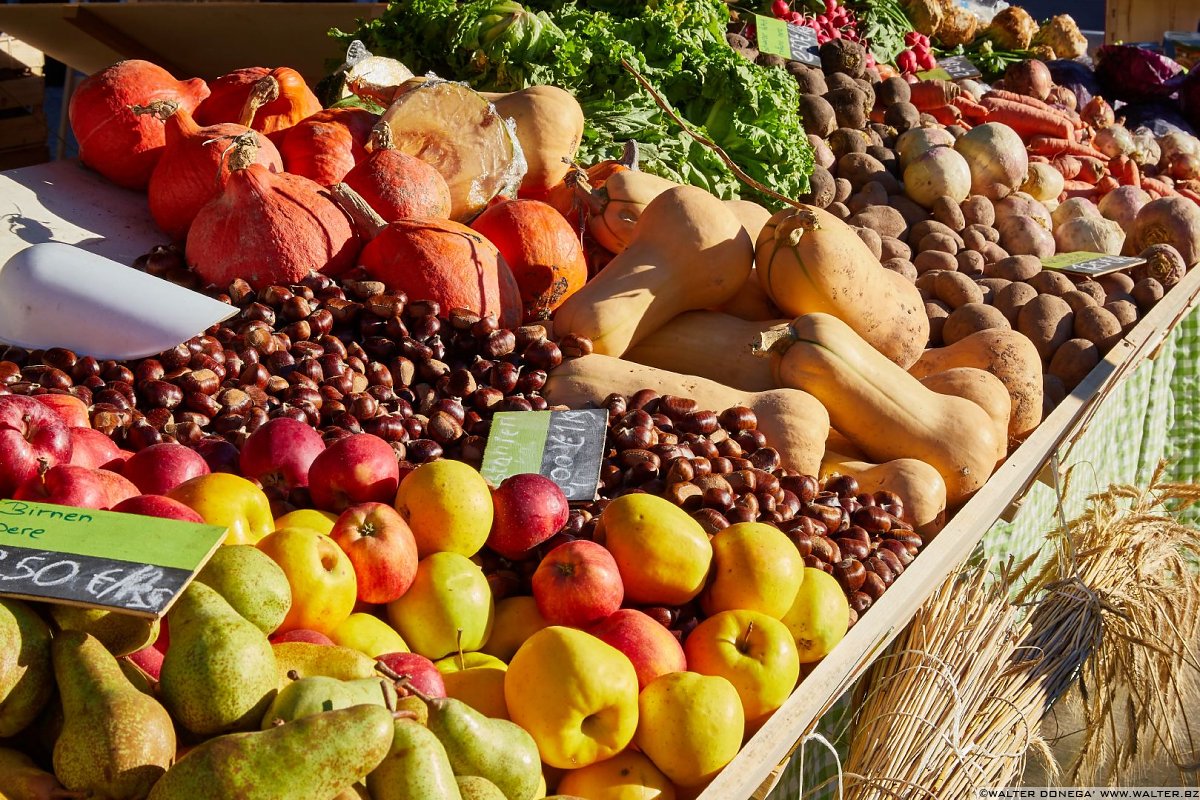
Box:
[341,148,452,221]
[194,67,321,142]
[279,107,377,186]
[470,199,587,321]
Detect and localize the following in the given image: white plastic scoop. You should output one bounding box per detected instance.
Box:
[0,242,237,360]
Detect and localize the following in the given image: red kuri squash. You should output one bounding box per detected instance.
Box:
[186,138,359,290]
[194,67,321,141]
[68,60,210,190]
[279,107,377,186]
[470,198,587,321]
[341,147,452,221]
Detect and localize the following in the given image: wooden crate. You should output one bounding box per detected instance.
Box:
[0,109,47,169]
[699,263,1200,799]
[0,33,43,75]
[0,75,42,114]
[1106,0,1200,45]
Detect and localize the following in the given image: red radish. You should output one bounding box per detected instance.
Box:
[772,0,789,17]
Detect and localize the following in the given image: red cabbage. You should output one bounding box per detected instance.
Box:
[1095,45,1185,102]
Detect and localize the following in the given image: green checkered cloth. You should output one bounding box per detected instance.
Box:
[768,304,1200,800]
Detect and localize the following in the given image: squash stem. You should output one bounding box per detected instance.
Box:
[238,75,279,128]
[331,182,388,240]
[129,99,179,121]
[774,208,821,248]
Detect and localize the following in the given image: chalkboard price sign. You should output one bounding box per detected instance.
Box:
[0,499,227,618]
[1042,252,1145,277]
[754,15,821,65]
[480,409,609,502]
[936,55,982,79]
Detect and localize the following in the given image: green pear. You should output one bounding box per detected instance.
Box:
[119,658,156,697]
[49,605,159,657]
[457,775,507,799]
[418,690,540,800]
[367,718,462,800]
[147,705,395,800]
[0,745,72,800]
[331,784,371,800]
[196,545,291,635]
[261,675,396,728]
[160,581,277,735]
[52,630,176,800]
[271,641,377,688]
[0,598,52,737]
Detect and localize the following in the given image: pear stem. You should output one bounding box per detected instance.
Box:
[375,662,435,704]
[454,628,465,671]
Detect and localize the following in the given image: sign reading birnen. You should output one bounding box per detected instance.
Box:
[481,409,609,502]
[0,499,227,617]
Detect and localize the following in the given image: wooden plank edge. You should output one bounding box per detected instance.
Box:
[697,265,1200,799]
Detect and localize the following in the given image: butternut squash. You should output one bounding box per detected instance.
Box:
[715,199,781,320]
[919,367,1012,450]
[579,169,680,254]
[826,429,867,460]
[481,86,584,201]
[764,313,1005,504]
[820,451,948,536]
[624,312,787,393]
[553,185,753,356]
[544,354,829,477]
[756,205,929,369]
[908,328,1043,445]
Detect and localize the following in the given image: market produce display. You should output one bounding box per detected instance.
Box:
[3,0,1200,795]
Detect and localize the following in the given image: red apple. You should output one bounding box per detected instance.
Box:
[13,464,138,509]
[103,449,135,473]
[308,433,400,512]
[121,442,210,495]
[269,629,336,646]
[532,539,624,627]
[0,394,72,497]
[191,437,241,474]
[127,644,164,681]
[35,393,90,429]
[587,608,688,690]
[111,494,205,523]
[329,502,419,605]
[68,427,122,469]
[486,473,570,561]
[376,651,446,698]
[240,417,327,491]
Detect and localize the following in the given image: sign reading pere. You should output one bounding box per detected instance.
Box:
[0,499,228,618]
[480,409,609,502]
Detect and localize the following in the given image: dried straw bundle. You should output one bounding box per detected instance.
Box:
[1011,467,1200,785]
[837,562,1056,799]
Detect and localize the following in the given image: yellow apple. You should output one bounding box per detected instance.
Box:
[274,509,338,535]
[394,459,493,558]
[505,626,639,769]
[482,596,549,663]
[634,672,743,789]
[329,612,408,657]
[782,567,850,663]
[257,526,357,635]
[436,651,509,719]
[700,522,804,619]
[598,494,712,605]
[386,552,494,660]
[168,473,274,545]
[556,749,676,800]
[683,609,800,732]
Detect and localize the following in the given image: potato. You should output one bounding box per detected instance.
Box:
[994,281,1038,325]
[977,277,1012,296]
[926,299,951,345]
[1132,277,1164,311]
[914,250,958,274]
[847,206,906,239]
[1061,289,1099,314]
[935,271,984,308]
[919,233,959,255]
[827,128,869,159]
[1074,281,1108,304]
[943,302,1011,344]
[1104,299,1139,331]
[838,152,898,193]
[915,270,946,296]
[986,255,1042,282]
[966,223,1000,243]
[978,242,1010,265]
[855,226,883,259]
[882,258,918,282]
[826,201,851,220]
[1097,272,1135,299]
[1017,294,1074,362]
[1026,270,1075,296]
[1049,338,1100,392]
[890,195,930,228]
[909,220,964,249]
[847,181,889,215]
[961,195,996,226]
[1043,374,1067,415]
[1072,305,1123,351]
[880,236,911,262]
[798,94,836,137]
[855,79,876,109]
[825,72,860,93]
[793,68,828,96]
[866,145,899,177]
[961,227,989,252]
[809,134,836,170]
[996,216,1055,258]
[799,165,836,209]
[827,87,869,130]
[956,250,985,277]
[833,177,853,203]
[931,196,967,231]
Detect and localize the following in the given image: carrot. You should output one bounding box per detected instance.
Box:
[1178,187,1200,206]
[985,89,1084,127]
[1029,154,1051,164]
[1095,175,1119,194]
[924,104,963,126]
[1062,179,1095,192]
[981,102,1074,141]
[909,80,960,111]
[1141,176,1175,196]
[1109,155,1141,189]
[1028,137,1108,160]
[952,95,989,124]
[1077,157,1107,184]
[869,103,887,124]
[1051,155,1082,180]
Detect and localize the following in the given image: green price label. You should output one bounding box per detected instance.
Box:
[753,15,821,65]
[480,409,608,502]
[1041,252,1145,276]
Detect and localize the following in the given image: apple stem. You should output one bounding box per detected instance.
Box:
[286,669,301,682]
[455,628,465,671]
[740,620,755,652]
